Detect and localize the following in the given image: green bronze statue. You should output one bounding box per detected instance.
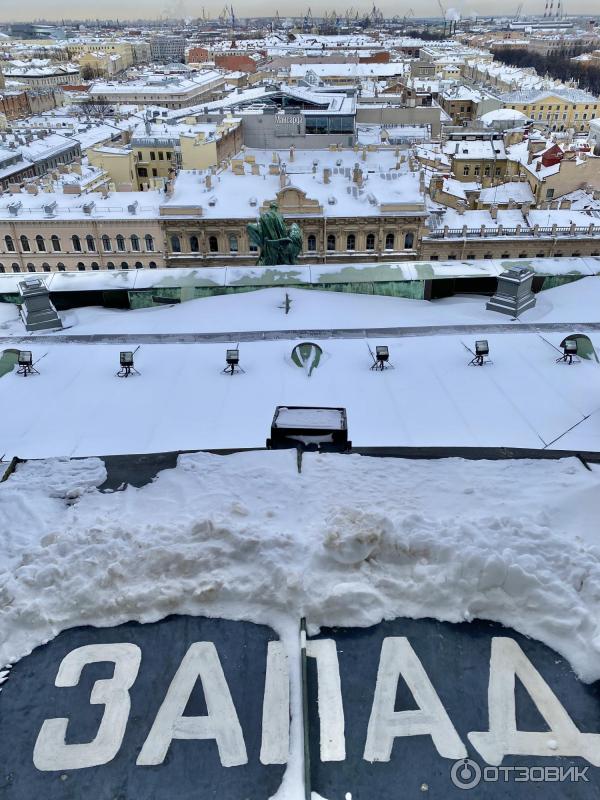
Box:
[247,203,303,266]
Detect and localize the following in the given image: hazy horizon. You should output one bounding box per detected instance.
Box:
[1,0,599,25]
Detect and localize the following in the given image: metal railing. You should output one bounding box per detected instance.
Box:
[426,225,600,239]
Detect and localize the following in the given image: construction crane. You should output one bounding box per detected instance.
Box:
[303,7,314,31]
[437,0,447,36]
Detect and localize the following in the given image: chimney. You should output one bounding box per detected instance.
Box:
[289,145,295,161]
[323,167,331,184]
[279,169,287,189]
[352,163,363,186]
[490,203,498,219]
[205,173,212,189]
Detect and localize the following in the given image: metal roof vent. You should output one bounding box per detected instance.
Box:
[8,201,22,216]
[328,195,337,205]
[127,200,139,215]
[208,195,217,206]
[82,201,95,215]
[43,201,57,216]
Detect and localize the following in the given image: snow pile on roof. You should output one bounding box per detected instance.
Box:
[1,451,600,688]
[480,108,528,123]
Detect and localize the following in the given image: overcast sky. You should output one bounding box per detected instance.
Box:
[1,0,598,23]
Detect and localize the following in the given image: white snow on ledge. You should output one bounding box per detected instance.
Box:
[1,450,600,686]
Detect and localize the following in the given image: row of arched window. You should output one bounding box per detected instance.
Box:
[306,232,415,252]
[168,232,415,255]
[3,234,155,254]
[170,234,240,254]
[0,262,159,273]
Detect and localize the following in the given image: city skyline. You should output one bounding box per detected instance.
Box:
[1,1,599,24]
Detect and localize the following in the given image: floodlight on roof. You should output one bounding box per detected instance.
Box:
[468,339,491,366]
[18,350,32,367]
[222,346,244,375]
[370,344,393,371]
[226,349,239,366]
[117,349,140,377]
[16,350,39,376]
[556,338,579,365]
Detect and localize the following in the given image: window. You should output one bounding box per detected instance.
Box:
[346,233,356,251]
[467,253,475,259]
[131,234,140,252]
[107,261,115,270]
[152,168,158,177]
[484,253,493,259]
[145,234,154,252]
[116,234,126,252]
[138,167,148,178]
[27,263,35,272]
[307,234,317,252]
[519,253,527,258]
[190,235,200,252]
[121,262,129,269]
[42,262,50,272]
[171,235,181,253]
[166,152,172,160]
[138,151,143,161]
[229,234,238,253]
[0,264,4,273]
[430,255,438,261]
[326,234,336,251]
[72,235,82,252]
[20,235,30,252]
[51,235,61,252]
[209,235,219,253]
[77,262,85,271]
[12,263,21,272]
[484,166,490,177]
[102,235,111,252]
[474,166,480,177]
[57,262,65,271]
[135,261,143,269]
[149,261,157,268]
[546,188,555,199]
[91,262,100,270]
[463,166,470,176]
[385,233,395,250]
[86,235,96,252]
[158,151,164,160]
[501,253,510,259]
[404,232,415,250]
[4,235,15,252]
[495,167,501,176]
[366,233,375,251]
[35,235,46,252]
[150,151,156,160]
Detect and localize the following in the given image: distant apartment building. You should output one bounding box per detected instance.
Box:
[500,88,599,132]
[3,65,80,88]
[150,35,186,64]
[87,71,225,109]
